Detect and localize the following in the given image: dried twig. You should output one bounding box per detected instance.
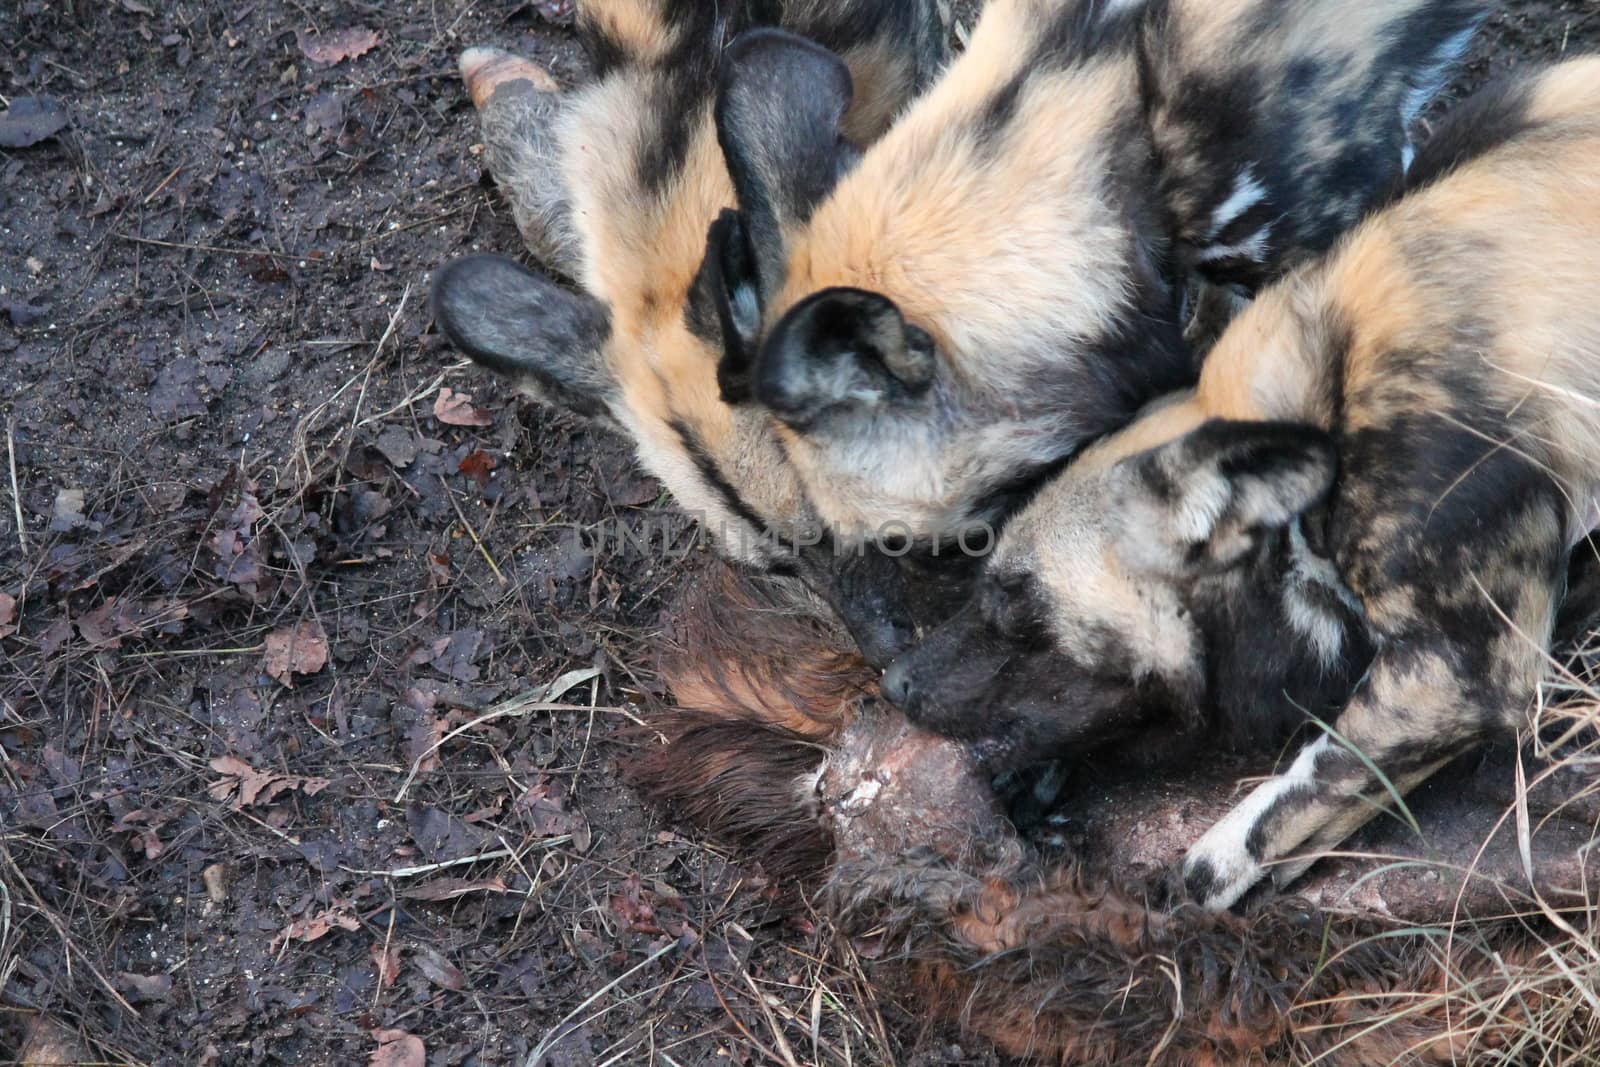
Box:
[740,968,802,1067]
[6,419,26,556]
[342,847,531,879]
[114,232,288,258]
[142,164,183,205]
[441,475,507,586]
[353,368,459,429]
[0,848,142,1019]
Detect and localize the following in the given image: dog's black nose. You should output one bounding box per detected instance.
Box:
[880,657,915,710]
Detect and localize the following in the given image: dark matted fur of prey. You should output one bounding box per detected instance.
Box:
[627,564,872,880]
[630,712,834,880]
[826,849,1549,1066]
[631,562,1584,1064]
[651,563,870,739]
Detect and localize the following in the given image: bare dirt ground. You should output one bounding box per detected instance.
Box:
[2,2,1597,1064]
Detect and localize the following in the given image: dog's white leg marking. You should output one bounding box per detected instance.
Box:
[1184,733,1334,910]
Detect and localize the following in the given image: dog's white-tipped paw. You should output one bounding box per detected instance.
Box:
[1186,736,1335,908]
[1184,825,1266,911]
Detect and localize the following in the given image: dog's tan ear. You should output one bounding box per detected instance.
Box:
[430,254,616,421]
[1117,420,1338,572]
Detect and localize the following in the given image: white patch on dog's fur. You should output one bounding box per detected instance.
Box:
[1284,587,1346,670]
[1282,523,1364,669]
[1196,223,1274,265]
[1186,733,1333,909]
[1401,24,1482,132]
[1568,484,1600,547]
[731,282,761,342]
[838,775,884,815]
[1207,168,1267,240]
[1399,22,1483,172]
[795,764,827,819]
[1173,471,1233,543]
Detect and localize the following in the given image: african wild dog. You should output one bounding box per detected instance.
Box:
[881,56,1600,909]
[430,0,951,665]
[432,0,1480,665]
[709,0,1484,546]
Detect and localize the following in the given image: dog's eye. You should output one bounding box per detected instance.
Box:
[981,576,1046,645]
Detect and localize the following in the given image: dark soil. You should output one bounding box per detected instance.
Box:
[1,1,1596,1065]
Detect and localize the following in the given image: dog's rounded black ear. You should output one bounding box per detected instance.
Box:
[715,29,857,303]
[430,254,616,419]
[754,287,935,430]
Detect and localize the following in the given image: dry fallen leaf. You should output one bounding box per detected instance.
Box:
[272,903,360,949]
[517,777,592,851]
[406,803,493,864]
[208,755,331,810]
[297,26,380,67]
[50,487,88,532]
[458,449,496,487]
[409,945,466,991]
[368,1029,425,1067]
[375,424,419,468]
[76,596,189,649]
[0,592,16,639]
[371,942,401,990]
[207,755,263,805]
[116,971,173,1003]
[202,863,230,904]
[262,621,330,686]
[433,387,493,427]
[427,628,483,683]
[0,96,70,149]
[400,875,508,902]
[19,1016,92,1067]
[610,874,661,934]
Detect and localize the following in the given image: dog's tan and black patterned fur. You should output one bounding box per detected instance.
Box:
[433,0,1481,664]
[430,0,950,665]
[883,57,1600,909]
[711,0,1484,544]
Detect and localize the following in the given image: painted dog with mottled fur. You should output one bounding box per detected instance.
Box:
[712,0,1484,546]
[430,0,952,666]
[883,57,1600,909]
[431,0,1484,671]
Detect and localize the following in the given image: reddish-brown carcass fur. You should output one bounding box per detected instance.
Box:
[631,563,1586,1065]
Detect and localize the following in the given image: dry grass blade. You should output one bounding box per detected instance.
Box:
[393,668,605,801]
[740,968,802,1067]
[0,845,142,1021]
[524,939,678,1067]
[1514,747,1535,887]
[342,847,523,878]
[440,473,506,585]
